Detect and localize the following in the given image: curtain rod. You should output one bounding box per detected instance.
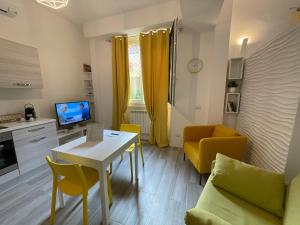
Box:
[105,28,169,43]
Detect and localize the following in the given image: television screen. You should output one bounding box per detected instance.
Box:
[55,101,91,126]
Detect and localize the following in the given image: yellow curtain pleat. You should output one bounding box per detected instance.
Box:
[140,30,169,148]
[112,36,130,130]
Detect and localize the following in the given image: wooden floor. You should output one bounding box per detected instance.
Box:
[0,143,204,225]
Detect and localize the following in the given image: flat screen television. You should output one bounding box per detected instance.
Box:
[55,101,91,127]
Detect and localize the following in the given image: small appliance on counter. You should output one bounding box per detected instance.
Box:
[24,103,36,121]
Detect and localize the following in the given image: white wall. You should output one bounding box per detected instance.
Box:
[229,0,300,58]
[169,29,215,147]
[169,0,232,147]
[90,38,113,128]
[224,0,300,129]
[206,0,232,124]
[236,25,300,173]
[0,0,90,118]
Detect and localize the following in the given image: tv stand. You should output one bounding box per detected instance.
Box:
[72,124,80,129]
[57,125,88,145]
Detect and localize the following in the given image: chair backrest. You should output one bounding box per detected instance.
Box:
[120,124,141,142]
[212,125,237,137]
[46,156,86,186]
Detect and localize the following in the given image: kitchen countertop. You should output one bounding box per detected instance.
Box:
[0,118,57,133]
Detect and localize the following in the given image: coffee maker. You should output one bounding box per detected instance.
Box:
[24,103,36,121]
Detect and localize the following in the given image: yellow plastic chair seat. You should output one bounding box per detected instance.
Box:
[58,166,105,196]
[125,143,141,153]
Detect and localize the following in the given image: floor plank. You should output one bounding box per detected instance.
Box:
[0,143,203,225]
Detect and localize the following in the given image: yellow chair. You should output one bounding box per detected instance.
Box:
[46,156,113,225]
[110,124,145,179]
[183,125,247,185]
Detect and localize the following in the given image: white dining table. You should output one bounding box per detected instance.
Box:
[51,129,139,225]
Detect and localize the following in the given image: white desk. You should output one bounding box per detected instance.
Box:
[51,130,139,225]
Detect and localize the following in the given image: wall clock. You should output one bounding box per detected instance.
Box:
[187,58,203,74]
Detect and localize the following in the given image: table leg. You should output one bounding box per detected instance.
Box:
[134,141,139,181]
[51,152,65,208]
[98,164,110,225]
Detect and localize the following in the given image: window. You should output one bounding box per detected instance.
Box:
[128,36,144,105]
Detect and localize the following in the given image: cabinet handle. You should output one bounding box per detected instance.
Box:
[29,136,46,143]
[13,83,32,87]
[28,127,45,133]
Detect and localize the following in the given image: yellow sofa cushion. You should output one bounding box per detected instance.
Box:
[212,125,236,137]
[184,141,200,171]
[283,174,300,225]
[185,208,232,225]
[195,175,282,225]
[211,154,285,217]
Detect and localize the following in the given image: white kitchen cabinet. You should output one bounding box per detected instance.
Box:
[0,37,43,88]
[12,122,58,174]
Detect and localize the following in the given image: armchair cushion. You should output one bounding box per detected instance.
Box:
[211,154,285,217]
[185,208,232,225]
[212,125,236,137]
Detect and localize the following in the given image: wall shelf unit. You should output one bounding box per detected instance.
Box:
[83,66,94,104]
[224,57,244,114]
[83,64,95,121]
[228,57,244,80]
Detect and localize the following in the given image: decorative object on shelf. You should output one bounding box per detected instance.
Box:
[289,7,300,26]
[83,64,91,72]
[225,93,240,114]
[228,57,244,80]
[187,58,203,74]
[36,0,69,9]
[227,81,238,93]
[86,123,103,143]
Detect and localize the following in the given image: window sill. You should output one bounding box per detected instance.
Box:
[128,103,146,111]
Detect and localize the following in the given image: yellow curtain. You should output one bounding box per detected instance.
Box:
[112,36,130,130]
[140,30,169,148]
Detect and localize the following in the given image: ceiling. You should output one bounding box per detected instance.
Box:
[37,0,173,24]
[229,0,300,57]
[180,0,223,31]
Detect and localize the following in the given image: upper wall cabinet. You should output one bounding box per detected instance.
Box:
[0,38,43,88]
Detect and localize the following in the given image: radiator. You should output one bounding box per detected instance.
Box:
[128,110,150,135]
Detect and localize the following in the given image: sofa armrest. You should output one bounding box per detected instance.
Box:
[198,136,247,173]
[183,125,215,142]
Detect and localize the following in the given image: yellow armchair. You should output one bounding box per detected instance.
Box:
[183,125,247,184]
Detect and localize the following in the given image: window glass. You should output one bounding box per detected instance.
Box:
[128,36,144,105]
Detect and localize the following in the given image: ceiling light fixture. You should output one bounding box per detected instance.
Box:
[36,0,69,10]
[238,37,249,45]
